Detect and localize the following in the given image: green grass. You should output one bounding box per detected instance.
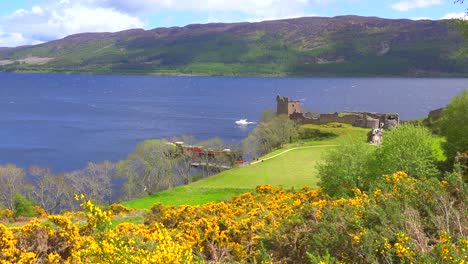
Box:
[124,187,249,208]
[262,123,370,159]
[192,147,325,189]
[297,123,370,144]
[124,147,325,209]
[124,123,371,209]
[111,215,144,227]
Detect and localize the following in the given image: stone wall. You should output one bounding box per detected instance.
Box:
[277,96,399,129]
[290,111,399,129]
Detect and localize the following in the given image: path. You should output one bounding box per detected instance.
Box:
[250,145,337,165]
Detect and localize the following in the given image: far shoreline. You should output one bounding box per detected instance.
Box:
[1,69,468,79]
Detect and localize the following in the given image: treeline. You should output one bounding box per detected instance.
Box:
[0,136,236,215]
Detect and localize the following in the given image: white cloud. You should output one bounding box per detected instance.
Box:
[391,0,443,12]
[410,17,431,20]
[100,0,316,20]
[0,31,29,47]
[0,1,144,47]
[440,12,466,20]
[32,6,44,15]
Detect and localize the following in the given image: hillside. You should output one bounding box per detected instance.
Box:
[0,15,467,76]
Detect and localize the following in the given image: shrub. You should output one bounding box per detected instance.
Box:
[440,90,468,166]
[109,203,134,215]
[374,124,440,179]
[317,140,375,197]
[13,193,35,218]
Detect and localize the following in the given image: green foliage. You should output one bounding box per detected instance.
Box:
[440,90,468,165]
[375,124,440,179]
[318,140,375,197]
[117,139,176,199]
[264,170,467,263]
[243,115,298,157]
[13,193,35,217]
[259,109,276,123]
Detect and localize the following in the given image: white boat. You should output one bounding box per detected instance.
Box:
[235,119,255,126]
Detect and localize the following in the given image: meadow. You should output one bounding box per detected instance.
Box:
[124,123,370,208]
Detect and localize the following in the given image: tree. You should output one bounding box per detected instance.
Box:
[29,166,72,214]
[0,165,27,210]
[317,140,375,197]
[374,124,439,179]
[454,0,468,39]
[117,139,175,199]
[243,114,297,157]
[259,109,276,123]
[67,161,115,206]
[174,150,195,185]
[440,90,468,165]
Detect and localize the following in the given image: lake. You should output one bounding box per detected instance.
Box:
[0,73,466,172]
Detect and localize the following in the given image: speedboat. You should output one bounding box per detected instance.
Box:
[235,119,249,125]
[235,119,256,126]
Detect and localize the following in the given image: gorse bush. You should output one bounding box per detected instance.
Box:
[0,168,466,263]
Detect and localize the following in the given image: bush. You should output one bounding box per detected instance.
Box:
[440,90,468,166]
[13,193,35,217]
[374,124,440,179]
[317,140,375,197]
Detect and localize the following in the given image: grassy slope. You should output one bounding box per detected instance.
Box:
[124,123,370,209]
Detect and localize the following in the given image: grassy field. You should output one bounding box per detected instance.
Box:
[124,147,326,208]
[124,123,371,209]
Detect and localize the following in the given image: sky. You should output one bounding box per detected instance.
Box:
[0,0,466,47]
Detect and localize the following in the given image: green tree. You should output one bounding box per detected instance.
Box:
[374,124,439,179]
[13,193,35,217]
[117,139,175,199]
[259,109,276,123]
[243,114,297,157]
[317,140,375,197]
[440,90,468,165]
[454,0,468,40]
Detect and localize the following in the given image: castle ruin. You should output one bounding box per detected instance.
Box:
[276,95,302,116]
[276,96,400,129]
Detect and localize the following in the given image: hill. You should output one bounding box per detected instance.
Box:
[0,16,467,76]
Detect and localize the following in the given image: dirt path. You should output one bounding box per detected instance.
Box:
[250,145,337,165]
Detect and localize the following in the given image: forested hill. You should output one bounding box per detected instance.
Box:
[1,15,467,76]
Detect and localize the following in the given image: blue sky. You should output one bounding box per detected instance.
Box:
[0,0,466,47]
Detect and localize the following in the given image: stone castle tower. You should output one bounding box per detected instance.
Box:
[276,95,301,116]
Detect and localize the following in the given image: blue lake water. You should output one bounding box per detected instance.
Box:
[0,73,466,172]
